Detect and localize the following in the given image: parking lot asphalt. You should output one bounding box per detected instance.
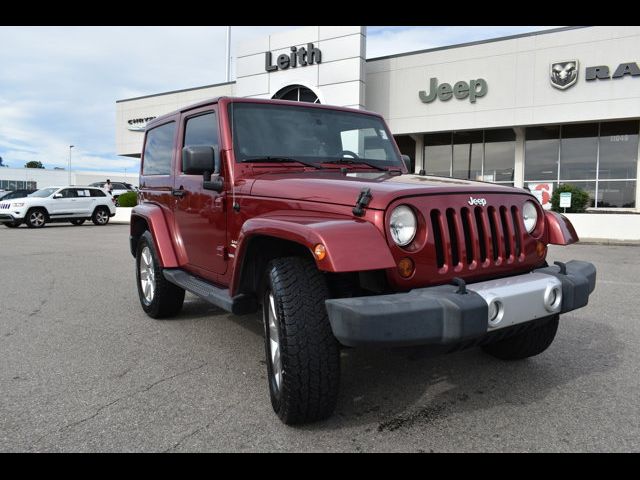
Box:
[1,223,639,452]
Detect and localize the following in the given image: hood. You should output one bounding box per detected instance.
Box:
[0,195,31,203]
[250,171,530,210]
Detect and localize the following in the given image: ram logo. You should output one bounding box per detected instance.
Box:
[468,197,487,207]
[550,61,579,90]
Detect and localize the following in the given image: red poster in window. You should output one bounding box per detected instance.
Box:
[528,182,553,210]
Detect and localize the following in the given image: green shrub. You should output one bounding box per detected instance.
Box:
[550,184,590,213]
[117,191,138,207]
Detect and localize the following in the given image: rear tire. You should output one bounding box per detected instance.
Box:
[136,230,185,319]
[25,208,47,228]
[262,256,340,424]
[70,219,85,226]
[482,314,559,360]
[92,207,110,225]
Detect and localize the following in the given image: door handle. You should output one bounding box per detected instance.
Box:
[172,188,186,198]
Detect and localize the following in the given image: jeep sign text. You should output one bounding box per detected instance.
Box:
[419,77,488,104]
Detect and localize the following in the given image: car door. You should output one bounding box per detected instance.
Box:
[49,188,78,217]
[73,188,94,216]
[173,106,227,276]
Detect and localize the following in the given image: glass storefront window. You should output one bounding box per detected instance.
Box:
[525,120,638,208]
[560,123,598,180]
[598,121,639,180]
[597,180,636,208]
[452,131,482,180]
[525,126,560,181]
[424,128,516,183]
[559,181,596,208]
[424,132,451,176]
[484,129,515,183]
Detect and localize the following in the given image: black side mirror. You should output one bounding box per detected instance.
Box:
[182,145,224,193]
[182,145,218,175]
[401,154,412,173]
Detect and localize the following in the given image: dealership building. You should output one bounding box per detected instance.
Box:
[115,25,640,239]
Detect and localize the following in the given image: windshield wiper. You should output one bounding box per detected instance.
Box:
[322,158,393,172]
[240,156,322,169]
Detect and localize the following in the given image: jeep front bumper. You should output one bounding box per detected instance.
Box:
[325,260,596,347]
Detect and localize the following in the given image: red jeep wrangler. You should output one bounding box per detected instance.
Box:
[131,97,596,424]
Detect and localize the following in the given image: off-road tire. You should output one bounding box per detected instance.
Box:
[136,230,185,319]
[92,207,110,225]
[482,314,559,360]
[70,219,85,226]
[25,208,47,228]
[262,256,340,425]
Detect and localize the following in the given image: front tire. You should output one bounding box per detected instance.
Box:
[92,207,110,225]
[25,209,47,228]
[4,221,21,228]
[262,256,340,425]
[136,230,185,319]
[482,314,559,360]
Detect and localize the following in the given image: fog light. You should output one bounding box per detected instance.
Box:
[397,257,415,278]
[544,286,562,312]
[313,244,326,261]
[488,299,504,327]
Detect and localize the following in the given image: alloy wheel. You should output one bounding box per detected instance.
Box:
[267,292,283,392]
[139,246,155,303]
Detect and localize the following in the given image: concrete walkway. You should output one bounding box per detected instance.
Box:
[111,207,133,224]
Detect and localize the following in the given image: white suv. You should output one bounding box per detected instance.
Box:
[0,186,116,228]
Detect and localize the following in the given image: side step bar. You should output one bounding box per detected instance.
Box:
[163,269,258,315]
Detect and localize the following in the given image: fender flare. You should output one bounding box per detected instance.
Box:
[230,213,396,296]
[544,210,579,245]
[130,203,180,267]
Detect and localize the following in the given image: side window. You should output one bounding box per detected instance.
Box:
[75,189,91,197]
[90,189,106,197]
[182,112,218,173]
[142,122,176,175]
[60,188,77,198]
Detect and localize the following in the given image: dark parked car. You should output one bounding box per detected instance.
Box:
[0,189,37,201]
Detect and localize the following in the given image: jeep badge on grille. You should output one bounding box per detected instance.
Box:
[468,197,487,206]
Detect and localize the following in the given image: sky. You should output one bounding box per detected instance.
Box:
[0,26,562,174]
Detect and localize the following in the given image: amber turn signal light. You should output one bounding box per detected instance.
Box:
[536,241,546,257]
[313,243,327,261]
[397,257,415,278]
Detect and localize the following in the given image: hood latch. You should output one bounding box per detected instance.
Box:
[352,188,372,217]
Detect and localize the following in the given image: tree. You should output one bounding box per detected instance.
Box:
[25,161,45,169]
[0,156,6,167]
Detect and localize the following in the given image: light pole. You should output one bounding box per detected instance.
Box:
[68,145,74,185]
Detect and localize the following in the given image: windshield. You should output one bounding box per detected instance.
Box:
[29,188,58,198]
[230,102,402,169]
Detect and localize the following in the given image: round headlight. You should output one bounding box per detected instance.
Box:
[522,200,538,233]
[390,205,417,246]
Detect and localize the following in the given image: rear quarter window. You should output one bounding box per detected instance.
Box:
[142,122,176,175]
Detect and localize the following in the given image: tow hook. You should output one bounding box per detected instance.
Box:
[554,261,567,275]
[451,277,468,294]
